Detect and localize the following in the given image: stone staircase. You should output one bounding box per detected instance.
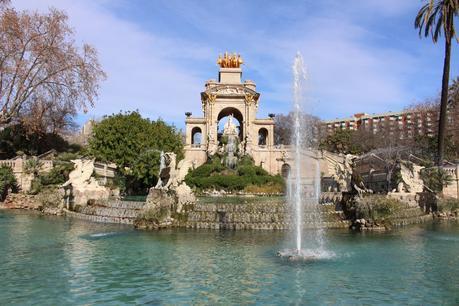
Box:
[181,199,351,230]
[389,205,432,226]
[65,200,145,224]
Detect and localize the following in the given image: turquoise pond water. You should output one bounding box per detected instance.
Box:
[0,211,458,305]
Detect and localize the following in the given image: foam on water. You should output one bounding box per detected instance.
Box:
[277,248,336,262]
[82,232,119,240]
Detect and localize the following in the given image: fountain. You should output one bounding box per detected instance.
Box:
[278,52,332,261]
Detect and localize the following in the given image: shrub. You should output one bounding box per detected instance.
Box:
[244,181,284,194]
[351,195,402,221]
[192,163,216,177]
[420,167,452,193]
[106,172,127,193]
[185,156,285,194]
[40,167,67,185]
[28,158,75,194]
[56,152,80,162]
[37,187,62,208]
[437,197,459,213]
[23,158,42,176]
[35,161,74,188]
[0,165,17,201]
[29,178,42,195]
[237,165,256,177]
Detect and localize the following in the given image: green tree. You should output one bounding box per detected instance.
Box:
[0,123,81,159]
[319,129,365,155]
[420,167,452,192]
[415,0,459,165]
[0,165,17,201]
[413,134,458,162]
[88,111,183,194]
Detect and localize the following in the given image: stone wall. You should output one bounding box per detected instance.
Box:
[1,192,63,215]
[179,198,351,230]
[66,200,145,224]
[443,163,458,199]
[63,194,434,230]
[0,156,53,192]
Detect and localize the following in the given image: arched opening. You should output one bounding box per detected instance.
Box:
[191,127,202,147]
[281,163,291,178]
[258,128,268,146]
[217,107,244,142]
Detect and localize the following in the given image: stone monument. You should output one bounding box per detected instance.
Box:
[183,53,285,174]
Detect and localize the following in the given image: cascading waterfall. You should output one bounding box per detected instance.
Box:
[278,52,332,261]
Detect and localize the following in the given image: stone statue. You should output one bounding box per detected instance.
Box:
[238,140,245,156]
[396,161,424,194]
[225,133,238,169]
[281,150,289,161]
[324,153,355,192]
[61,159,110,206]
[142,152,197,228]
[217,52,243,68]
[223,114,238,136]
[62,159,94,188]
[154,152,177,190]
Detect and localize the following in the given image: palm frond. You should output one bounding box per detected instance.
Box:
[433,8,444,41]
[415,0,458,43]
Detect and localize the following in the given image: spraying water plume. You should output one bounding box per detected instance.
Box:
[277,52,333,261]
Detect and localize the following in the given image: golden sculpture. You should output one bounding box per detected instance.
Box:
[217,52,243,68]
[244,93,258,108]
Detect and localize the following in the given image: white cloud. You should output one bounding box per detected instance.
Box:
[11,0,456,125]
[12,0,210,126]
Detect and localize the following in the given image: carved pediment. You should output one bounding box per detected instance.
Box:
[201,85,259,99]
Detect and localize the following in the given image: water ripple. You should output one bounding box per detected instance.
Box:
[0,210,458,305]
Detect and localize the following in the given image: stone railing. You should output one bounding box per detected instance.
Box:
[0,160,17,169]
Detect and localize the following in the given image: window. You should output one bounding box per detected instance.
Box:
[191,127,202,147]
[258,128,268,146]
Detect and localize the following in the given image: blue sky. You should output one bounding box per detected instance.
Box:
[13,0,459,129]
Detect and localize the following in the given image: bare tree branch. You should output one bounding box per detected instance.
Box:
[0,6,106,134]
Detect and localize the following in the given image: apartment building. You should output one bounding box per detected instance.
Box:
[323,99,458,141]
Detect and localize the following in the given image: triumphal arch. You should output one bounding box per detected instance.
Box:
[184,53,287,174]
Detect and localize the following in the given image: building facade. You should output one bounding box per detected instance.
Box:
[323,99,458,142]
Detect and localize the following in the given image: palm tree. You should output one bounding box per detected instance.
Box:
[415,0,458,166]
